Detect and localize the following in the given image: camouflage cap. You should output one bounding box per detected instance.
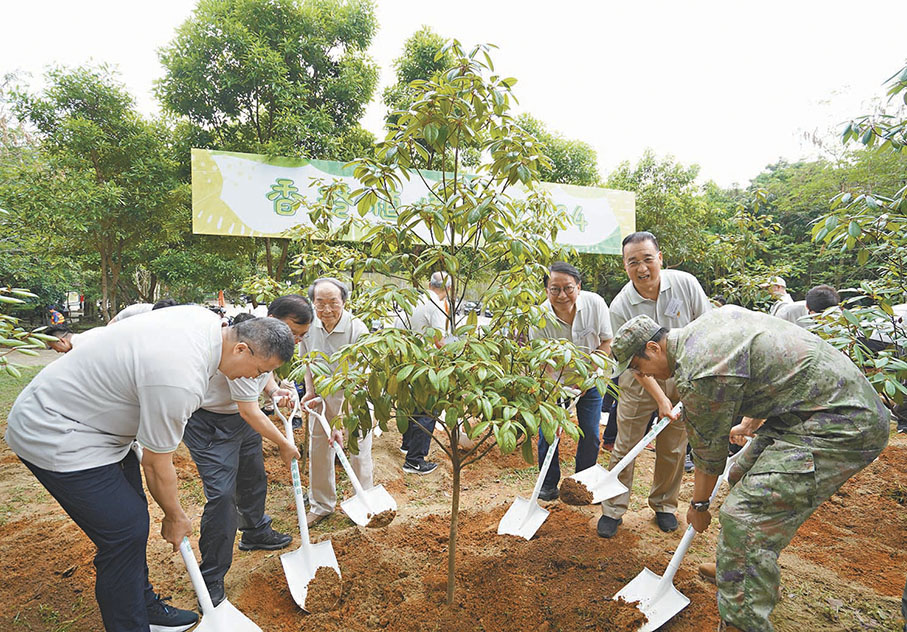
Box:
[611,314,662,377]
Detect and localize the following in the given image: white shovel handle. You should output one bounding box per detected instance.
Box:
[655,437,753,593]
[529,435,560,504]
[273,395,314,557]
[179,537,215,615]
[609,402,683,480]
[304,399,371,505]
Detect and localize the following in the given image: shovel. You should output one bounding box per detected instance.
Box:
[273,396,341,611]
[613,439,751,631]
[561,402,683,505]
[179,537,262,631]
[304,398,398,528]
[497,389,581,539]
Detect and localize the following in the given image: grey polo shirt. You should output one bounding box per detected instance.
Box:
[529,290,613,353]
[775,300,810,328]
[410,292,450,334]
[200,372,271,415]
[609,268,711,333]
[299,310,368,417]
[5,306,223,472]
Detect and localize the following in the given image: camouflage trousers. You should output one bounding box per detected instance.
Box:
[715,402,890,632]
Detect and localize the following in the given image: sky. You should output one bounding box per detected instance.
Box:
[2,0,906,188]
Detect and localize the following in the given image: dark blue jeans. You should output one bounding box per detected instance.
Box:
[22,450,156,632]
[538,387,603,489]
[403,411,436,464]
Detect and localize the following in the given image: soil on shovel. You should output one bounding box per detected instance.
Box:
[599,597,649,630]
[559,477,594,505]
[366,509,396,529]
[306,566,342,613]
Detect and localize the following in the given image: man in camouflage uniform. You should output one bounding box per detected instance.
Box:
[610,306,890,632]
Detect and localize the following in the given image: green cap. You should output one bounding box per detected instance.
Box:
[611,314,662,377]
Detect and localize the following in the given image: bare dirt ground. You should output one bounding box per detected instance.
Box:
[0,364,904,631]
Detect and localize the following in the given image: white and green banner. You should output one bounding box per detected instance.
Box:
[191,149,635,254]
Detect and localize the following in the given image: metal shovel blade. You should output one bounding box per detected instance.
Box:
[194,600,263,632]
[569,464,629,504]
[497,496,549,540]
[280,540,341,611]
[341,484,397,527]
[614,567,690,632]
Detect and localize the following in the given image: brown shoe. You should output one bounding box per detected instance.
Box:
[306,511,330,528]
[699,562,716,584]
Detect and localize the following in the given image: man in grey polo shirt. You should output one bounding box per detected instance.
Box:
[5,307,294,632]
[183,295,313,607]
[530,261,613,501]
[598,231,711,538]
[300,278,372,526]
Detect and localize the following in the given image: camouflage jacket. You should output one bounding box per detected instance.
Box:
[667,305,886,475]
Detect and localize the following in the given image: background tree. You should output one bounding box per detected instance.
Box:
[157,0,381,284]
[8,65,183,321]
[290,42,612,605]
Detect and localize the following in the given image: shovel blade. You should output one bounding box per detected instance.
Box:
[569,465,629,504]
[341,485,397,527]
[614,568,690,632]
[280,541,341,611]
[497,497,549,540]
[194,599,262,632]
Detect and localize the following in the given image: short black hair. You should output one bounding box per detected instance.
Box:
[543,261,582,287]
[621,231,660,252]
[152,298,178,310]
[231,312,256,324]
[44,325,71,338]
[712,295,727,306]
[634,327,669,359]
[232,317,295,364]
[308,277,349,302]
[806,285,840,313]
[268,294,314,325]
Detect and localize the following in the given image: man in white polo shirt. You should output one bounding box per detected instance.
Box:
[4,307,294,632]
[300,278,371,526]
[183,296,313,607]
[529,261,613,501]
[598,231,711,538]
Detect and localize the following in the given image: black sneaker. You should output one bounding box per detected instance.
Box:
[197,580,225,610]
[597,515,622,538]
[291,416,303,430]
[399,445,409,455]
[537,486,559,501]
[897,425,907,434]
[147,593,198,632]
[684,454,694,473]
[238,527,293,551]
[402,460,438,475]
[655,511,679,532]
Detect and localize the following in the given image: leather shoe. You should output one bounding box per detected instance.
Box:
[699,562,716,584]
[538,486,559,501]
[655,511,678,532]
[597,515,622,538]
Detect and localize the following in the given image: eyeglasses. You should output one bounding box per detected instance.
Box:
[625,255,658,269]
[547,285,577,297]
[313,300,342,311]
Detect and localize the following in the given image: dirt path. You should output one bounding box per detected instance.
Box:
[0,383,904,631]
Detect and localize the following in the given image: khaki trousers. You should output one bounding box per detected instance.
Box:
[600,372,687,519]
[308,397,374,517]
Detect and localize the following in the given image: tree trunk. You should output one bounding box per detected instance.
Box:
[99,249,111,322]
[265,237,274,278]
[274,238,290,282]
[447,425,461,606]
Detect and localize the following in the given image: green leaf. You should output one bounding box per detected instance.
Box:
[847,221,860,238]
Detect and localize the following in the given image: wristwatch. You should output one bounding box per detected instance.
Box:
[690,500,710,512]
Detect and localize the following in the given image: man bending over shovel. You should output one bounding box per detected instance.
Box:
[610,307,889,632]
[5,307,295,632]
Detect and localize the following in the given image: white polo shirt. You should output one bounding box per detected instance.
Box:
[200,372,271,415]
[529,290,613,353]
[109,303,153,323]
[410,291,450,334]
[299,310,368,417]
[609,269,711,333]
[5,306,223,472]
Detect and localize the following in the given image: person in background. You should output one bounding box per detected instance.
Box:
[775,284,840,328]
[109,298,178,324]
[763,276,793,316]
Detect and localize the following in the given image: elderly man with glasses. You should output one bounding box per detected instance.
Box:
[598,231,712,538]
[299,277,372,527]
[529,261,613,501]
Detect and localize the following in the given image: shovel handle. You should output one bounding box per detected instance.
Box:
[608,402,683,480]
[656,438,754,590]
[273,395,314,556]
[304,399,371,504]
[179,537,215,615]
[529,435,560,504]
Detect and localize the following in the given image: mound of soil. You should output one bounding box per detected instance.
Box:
[559,477,594,505]
[233,504,717,631]
[306,566,341,613]
[366,509,396,529]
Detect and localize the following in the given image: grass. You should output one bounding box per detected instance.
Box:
[0,365,42,422]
